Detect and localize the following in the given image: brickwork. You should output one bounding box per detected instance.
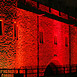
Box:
[0,0,77,77]
[15,8,70,76]
[16,8,37,68]
[39,16,69,66]
[51,8,59,16]
[39,4,49,13]
[0,0,17,70]
[70,25,77,65]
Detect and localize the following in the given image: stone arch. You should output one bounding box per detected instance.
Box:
[44,60,64,76]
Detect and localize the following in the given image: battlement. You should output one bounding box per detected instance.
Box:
[17,0,77,26]
[0,0,77,77]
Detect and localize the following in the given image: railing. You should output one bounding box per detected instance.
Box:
[0,68,43,77]
[0,68,27,77]
[0,65,77,77]
[47,64,77,77]
[57,64,77,74]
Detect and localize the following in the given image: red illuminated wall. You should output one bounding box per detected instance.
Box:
[0,0,16,69]
[0,1,17,77]
[0,0,77,76]
[70,25,77,65]
[39,16,69,66]
[15,8,38,77]
[15,7,71,76]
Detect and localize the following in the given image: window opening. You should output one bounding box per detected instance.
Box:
[65,37,68,47]
[13,22,18,40]
[40,32,43,43]
[54,36,57,45]
[0,20,2,35]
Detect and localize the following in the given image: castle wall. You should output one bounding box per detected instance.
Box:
[15,8,38,77]
[70,25,77,65]
[0,0,16,69]
[16,8,37,68]
[16,7,70,76]
[0,0,77,76]
[0,0,17,76]
[39,16,69,66]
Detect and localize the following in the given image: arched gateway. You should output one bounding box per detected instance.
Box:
[44,60,64,76]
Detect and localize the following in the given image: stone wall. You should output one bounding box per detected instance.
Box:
[0,0,17,76]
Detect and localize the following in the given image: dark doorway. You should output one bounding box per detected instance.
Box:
[44,63,58,76]
[44,63,64,76]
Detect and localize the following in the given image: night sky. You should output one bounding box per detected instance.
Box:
[19,0,77,17]
[39,0,77,17]
[52,0,77,17]
[51,0,77,7]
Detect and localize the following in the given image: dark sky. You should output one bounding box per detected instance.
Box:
[39,0,77,17]
[56,0,77,7]
[20,0,77,17]
[52,0,77,17]
[39,0,77,7]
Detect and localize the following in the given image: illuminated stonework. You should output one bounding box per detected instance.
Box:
[0,0,77,77]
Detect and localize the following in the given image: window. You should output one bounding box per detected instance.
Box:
[0,20,2,35]
[65,37,68,47]
[40,32,43,43]
[54,36,57,45]
[13,22,18,40]
[14,23,16,37]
